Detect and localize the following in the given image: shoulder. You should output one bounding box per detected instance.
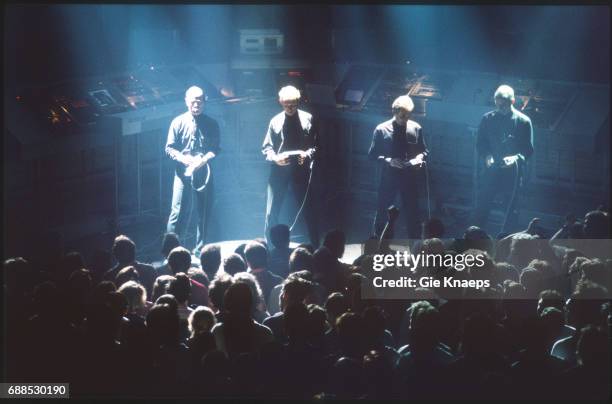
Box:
[513,109,532,125]
[211,322,223,334]
[298,109,313,120]
[211,323,226,343]
[552,335,573,348]
[271,111,285,125]
[407,119,422,130]
[269,271,284,282]
[482,110,496,120]
[375,119,393,132]
[256,321,273,334]
[262,312,283,325]
[551,335,574,358]
[172,112,190,126]
[136,261,155,270]
[271,282,283,291]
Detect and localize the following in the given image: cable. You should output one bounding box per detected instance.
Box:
[501,159,521,234]
[192,163,211,193]
[290,158,315,232]
[423,161,431,221]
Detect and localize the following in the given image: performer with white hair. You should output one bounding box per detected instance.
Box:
[368,94,429,239]
[262,85,320,247]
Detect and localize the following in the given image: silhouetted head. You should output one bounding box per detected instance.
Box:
[146,303,180,345]
[223,253,246,277]
[188,305,216,336]
[115,265,140,288]
[289,247,313,273]
[323,229,346,259]
[208,273,234,313]
[244,241,268,270]
[112,235,136,265]
[161,232,180,258]
[200,244,222,280]
[118,280,147,314]
[168,272,191,305]
[224,282,253,318]
[583,210,609,238]
[168,247,192,275]
[151,275,175,303]
[537,289,564,315]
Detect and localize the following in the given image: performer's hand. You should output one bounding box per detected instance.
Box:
[486,155,495,168]
[196,155,210,169]
[273,153,291,166]
[181,155,193,167]
[503,155,519,166]
[297,150,310,165]
[387,205,400,223]
[409,153,425,167]
[387,158,406,169]
[184,157,197,176]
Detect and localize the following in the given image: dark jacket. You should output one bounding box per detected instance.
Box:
[476,107,533,164]
[368,118,428,163]
[166,112,220,174]
[262,110,317,158]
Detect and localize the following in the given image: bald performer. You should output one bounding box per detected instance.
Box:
[166,86,220,256]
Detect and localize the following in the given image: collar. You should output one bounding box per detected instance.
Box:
[391,118,408,130]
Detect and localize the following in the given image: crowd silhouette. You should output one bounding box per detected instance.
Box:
[3,210,611,399]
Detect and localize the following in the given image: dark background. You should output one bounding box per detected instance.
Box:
[4,4,610,87]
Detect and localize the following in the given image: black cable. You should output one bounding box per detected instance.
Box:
[501,159,521,234]
[423,161,431,221]
[290,158,315,232]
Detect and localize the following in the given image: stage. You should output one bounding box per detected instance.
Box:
[190,240,365,267]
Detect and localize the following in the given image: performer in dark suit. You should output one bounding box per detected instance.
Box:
[473,84,534,235]
[262,85,319,247]
[368,95,428,239]
[165,86,220,255]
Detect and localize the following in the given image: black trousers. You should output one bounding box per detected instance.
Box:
[167,173,214,252]
[265,164,319,247]
[373,168,422,239]
[472,165,521,235]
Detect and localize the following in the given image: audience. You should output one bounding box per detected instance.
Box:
[208,272,234,322]
[221,253,246,277]
[232,271,270,323]
[186,306,217,375]
[3,211,610,399]
[104,235,157,297]
[210,282,273,358]
[263,275,313,343]
[244,241,283,305]
[167,247,210,307]
[153,232,181,277]
[199,244,222,283]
